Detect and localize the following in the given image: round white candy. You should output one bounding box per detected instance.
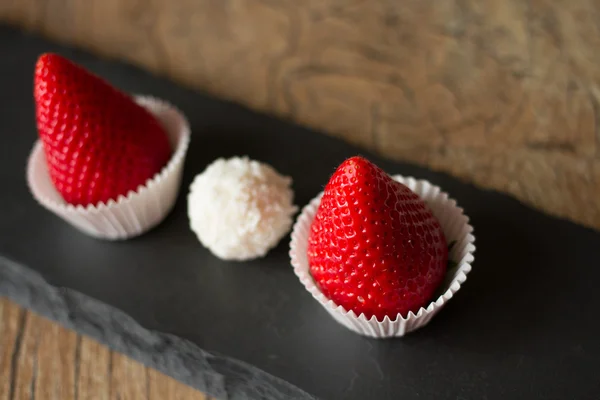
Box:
[187,156,297,261]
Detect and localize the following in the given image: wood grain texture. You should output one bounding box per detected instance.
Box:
[1,0,600,229]
[0,297,208,400]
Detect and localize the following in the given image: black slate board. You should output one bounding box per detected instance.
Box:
[1,26,600,400]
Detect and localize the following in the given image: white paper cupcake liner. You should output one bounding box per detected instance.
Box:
[26,95,191,240]
[289,175,476,338]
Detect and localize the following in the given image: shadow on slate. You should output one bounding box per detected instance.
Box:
[1,25,600,400]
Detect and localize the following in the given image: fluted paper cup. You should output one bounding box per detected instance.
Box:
[289,175,475,338]
[26,95,191,240]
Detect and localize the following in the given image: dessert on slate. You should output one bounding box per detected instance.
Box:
[27,53,191,240]
[308,156,448,320]
[34,53,172,206]
[188,156,297,261]
[290,156,475,338]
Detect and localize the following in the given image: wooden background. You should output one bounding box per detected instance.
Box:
[0,297,209,399]
[1,0,600,230]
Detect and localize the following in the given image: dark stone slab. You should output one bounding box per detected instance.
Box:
[1,25,600,400]
[0,256,316,400]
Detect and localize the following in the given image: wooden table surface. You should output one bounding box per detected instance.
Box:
[4,0,600,232]
[0,297,210,400]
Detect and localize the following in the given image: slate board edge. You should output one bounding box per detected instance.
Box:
[0,255,318,400]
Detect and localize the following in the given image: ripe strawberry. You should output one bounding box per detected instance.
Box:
[33,53,172,206]
[307,156,448,320]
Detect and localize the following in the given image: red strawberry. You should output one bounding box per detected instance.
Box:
[33,53,172,206]
[307,156,448,320]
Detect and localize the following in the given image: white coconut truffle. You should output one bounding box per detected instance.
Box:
[187,156,298,261]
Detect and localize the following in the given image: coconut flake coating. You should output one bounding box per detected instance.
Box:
[187,157,297,261]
